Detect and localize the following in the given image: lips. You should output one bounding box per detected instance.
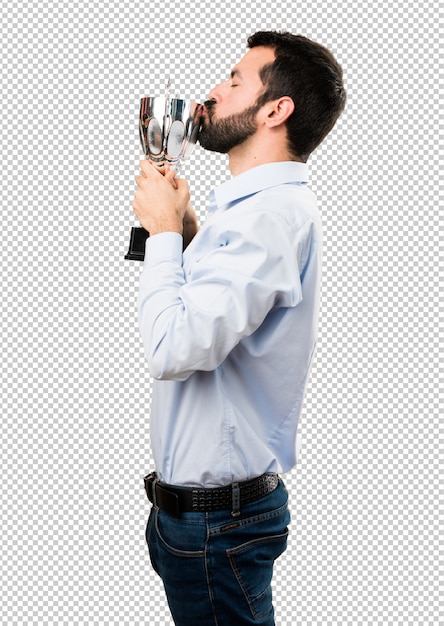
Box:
[200,109,211,127]
[202,107,216,127]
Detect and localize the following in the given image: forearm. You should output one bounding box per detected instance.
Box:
[182,201,199,250]
[182,211,199,249]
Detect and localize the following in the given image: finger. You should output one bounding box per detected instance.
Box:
[165,166,178,190]
[132,189,141,209]
[139,160,162,178]
[135,176,151,192]
[164,163,176,176]
[132,196,140,217]
[132,192,146,220]
[141,159,168,178]
[148,159,166,174]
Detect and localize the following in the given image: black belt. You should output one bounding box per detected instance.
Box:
[144,471,279,518]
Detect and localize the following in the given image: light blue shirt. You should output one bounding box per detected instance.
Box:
[138,162,322,487]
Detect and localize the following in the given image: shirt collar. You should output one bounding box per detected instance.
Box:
[209,161,309,212]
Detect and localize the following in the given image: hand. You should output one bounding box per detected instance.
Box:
[158,165,199,248]
[133,161,190,236]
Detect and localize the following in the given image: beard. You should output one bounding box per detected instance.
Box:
[198,100,262,154]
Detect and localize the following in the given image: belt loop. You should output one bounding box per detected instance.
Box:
[231,482,240,517]
[151,475,159,509]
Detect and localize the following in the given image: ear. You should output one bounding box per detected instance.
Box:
[264,96,295,128]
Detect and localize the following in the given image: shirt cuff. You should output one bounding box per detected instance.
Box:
[144,232,183,265]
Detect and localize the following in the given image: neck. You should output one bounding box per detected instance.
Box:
[227,133,301,176]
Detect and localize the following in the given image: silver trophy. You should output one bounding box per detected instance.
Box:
[125,90,202,260]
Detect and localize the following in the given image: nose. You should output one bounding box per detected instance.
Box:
[208,79,230,103]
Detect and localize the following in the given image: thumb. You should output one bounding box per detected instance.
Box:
[175,177,191,206]
[165,165,178,189]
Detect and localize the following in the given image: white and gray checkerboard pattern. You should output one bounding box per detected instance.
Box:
[1,0,442,624]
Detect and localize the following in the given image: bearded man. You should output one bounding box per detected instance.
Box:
[132,30,346,626]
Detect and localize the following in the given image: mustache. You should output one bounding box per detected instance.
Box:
[204,99,216,114]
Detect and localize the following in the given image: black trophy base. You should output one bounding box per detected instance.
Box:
[125,226,149,261]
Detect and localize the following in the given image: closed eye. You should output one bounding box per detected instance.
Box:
[230,68,243,86]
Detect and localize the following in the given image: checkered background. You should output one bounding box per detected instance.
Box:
[1,0,442,624]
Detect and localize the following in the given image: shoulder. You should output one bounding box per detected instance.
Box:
[212,182,320,243]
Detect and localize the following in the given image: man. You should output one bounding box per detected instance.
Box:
[132,31,346,626]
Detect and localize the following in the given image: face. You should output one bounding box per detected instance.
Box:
[199,46,276,154]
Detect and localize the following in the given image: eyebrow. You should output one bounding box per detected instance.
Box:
[230,69,243,80]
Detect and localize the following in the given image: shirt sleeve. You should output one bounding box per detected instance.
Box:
[138,209,306,381]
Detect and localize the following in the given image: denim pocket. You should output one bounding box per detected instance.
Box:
[227,528,289,621]
[155,509,206,557]
[145,508,160,574]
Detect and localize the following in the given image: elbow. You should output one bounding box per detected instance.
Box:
[145,348,192,382]
[139,324,193,381]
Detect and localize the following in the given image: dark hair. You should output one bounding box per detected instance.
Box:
[248,31,346,161]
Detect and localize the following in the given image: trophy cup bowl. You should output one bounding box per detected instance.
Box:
[125,96,202,261]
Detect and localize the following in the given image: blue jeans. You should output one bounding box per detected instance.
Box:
[146,478,290,625]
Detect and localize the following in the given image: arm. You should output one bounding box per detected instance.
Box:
[182,201,199,250]
[138,209,303,381]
